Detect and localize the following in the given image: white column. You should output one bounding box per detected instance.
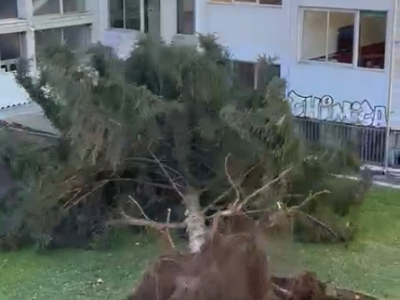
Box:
[18,0,36,75]
[25,30,37,74]
[86,0,109,43]
[160,0,177,43]
[195,0,207,35]
[17,0,33,19]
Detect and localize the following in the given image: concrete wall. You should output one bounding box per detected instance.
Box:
[199,0,393,128]
[205,2,287,62]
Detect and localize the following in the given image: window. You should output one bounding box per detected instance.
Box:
[32,0,85,16]
[300,9,387,69]
[256,63,281,89]
[109,0,161,34]
[62,0,86,13]
[233,61,256,89]
[208,0,282,5]
[0,33,22,72]
[63,26,91,49]
[109,0,141,31]
[232,60,281,89]
[177,0,195,34]
[35,25,91,52]
[0,0,18,19]
[358,11,387,69]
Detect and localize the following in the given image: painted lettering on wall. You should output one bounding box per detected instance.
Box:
[287,90,387,127]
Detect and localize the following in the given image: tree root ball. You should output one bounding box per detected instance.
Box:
[127,218,378,300]
[128,231,271,300]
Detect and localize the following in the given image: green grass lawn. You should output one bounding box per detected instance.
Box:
[1,188,400,300]
[295,188,400,300]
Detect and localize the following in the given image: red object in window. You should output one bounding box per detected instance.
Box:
[359,42,385,68]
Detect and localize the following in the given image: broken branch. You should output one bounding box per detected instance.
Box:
[225,153,241,204]
[128,195,151,221]
[292,190,330,211]
[164,208,176,249]
[107,209,186,230]
[203,161,263,213]
[151,152,185,200]
[238,167,292,210]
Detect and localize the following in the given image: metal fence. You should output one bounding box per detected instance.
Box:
[293,117,387,167]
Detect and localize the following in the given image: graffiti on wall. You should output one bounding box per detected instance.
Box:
[287,90,387,127]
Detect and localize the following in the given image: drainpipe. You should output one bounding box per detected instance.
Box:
[384,1,398,173]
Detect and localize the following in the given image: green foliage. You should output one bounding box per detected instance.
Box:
[0,34,369,250]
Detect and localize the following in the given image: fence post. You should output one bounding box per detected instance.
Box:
[383,125,391,174]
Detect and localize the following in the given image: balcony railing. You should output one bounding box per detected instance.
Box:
[0,59,18,73]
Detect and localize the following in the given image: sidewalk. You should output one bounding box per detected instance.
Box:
[338,171,400,189]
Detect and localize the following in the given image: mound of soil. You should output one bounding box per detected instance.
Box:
[127,216,378,300]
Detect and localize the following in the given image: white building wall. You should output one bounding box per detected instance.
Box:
[205,3,288,63]
[389,0,400,130]
[287,0,393,128]
[202,0,393,128]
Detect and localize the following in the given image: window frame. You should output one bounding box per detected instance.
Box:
[208,0,282,7]
[35,25,91,52]
[32,0,86,16]
[232,60,257,89]
[109,0,146,32]
[177,0,195,35]
[0,32,23,73]
[0,0,18,20]
[298,7,388,71]
[231,60,281,89]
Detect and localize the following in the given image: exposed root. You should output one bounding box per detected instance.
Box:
[127,215,372,300]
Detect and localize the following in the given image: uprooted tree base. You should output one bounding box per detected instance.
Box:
[127,215,377,300]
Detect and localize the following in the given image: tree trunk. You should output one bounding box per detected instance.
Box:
[184,188,206,253]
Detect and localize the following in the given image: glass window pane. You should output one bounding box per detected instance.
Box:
[177,0,194,34]
[234,61,255,89]
[358,10,387,69]
[63,25,91,50]
[301,10,328,61]
[63,0,86,13]
[125,0,141,30]
[0,0,18,19]
[256,63,281,89]
[259,0,281,4]
[35,28,62,53]
[0,33,22,61]
[327,11,355,64]
[33,0,61,15]
[109,0,124,28]
[145,0,161,38]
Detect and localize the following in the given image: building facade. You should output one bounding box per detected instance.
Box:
[0,0,97,133]
[1,0,400,170]
[100,0,400,171]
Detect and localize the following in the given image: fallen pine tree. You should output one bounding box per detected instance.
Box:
[0,34,376,299]
[0,34,370,254]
